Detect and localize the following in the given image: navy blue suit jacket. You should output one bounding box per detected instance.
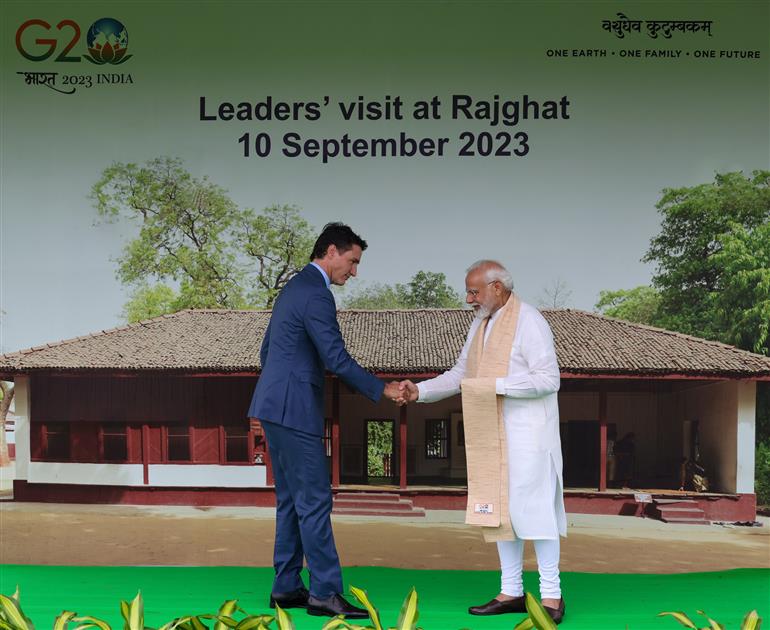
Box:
[248,264,385,436]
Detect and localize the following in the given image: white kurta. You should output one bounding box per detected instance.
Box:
[418,301,567,540]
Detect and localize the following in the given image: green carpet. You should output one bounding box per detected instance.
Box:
[0,566,767,629]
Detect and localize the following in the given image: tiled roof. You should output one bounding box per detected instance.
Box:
[1,308,769,378]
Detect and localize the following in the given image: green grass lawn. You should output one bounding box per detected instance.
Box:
[1,566,767,629]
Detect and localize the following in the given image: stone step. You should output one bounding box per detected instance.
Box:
[654,498,698,505]
[334,499,414,511]
[657,506,706,517]
[659,515,709,525]
[334,492,402,503]
[333,507,426,518]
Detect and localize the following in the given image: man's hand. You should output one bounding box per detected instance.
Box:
[398,380,419,403]
[383,381,408,405]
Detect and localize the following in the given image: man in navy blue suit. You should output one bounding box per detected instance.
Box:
[248,222,404,619]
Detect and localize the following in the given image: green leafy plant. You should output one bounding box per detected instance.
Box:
[320,586,420,630]
[512,593,558,630]
[0,587,35,630]
[659,609,762,629]
[3,590,283,630]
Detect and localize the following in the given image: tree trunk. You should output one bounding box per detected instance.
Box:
[0,383,15,466]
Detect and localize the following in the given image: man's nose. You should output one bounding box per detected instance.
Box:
[466,293,474,304]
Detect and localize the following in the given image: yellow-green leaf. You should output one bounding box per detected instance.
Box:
[214,601,238,630]
[513,618,535,630]
[396,588,418,630]
[0,593,33,630]
[11,588,20,606]
[158,616,192,630]
[524,593,557,630]
[73,616,112,630]
[127,592,143,630]
[349,587,380,630]
[741,610,761,630]
[234,617,274,630]
[321,616,352,630]
[55,611,79,630]
[212,616,238,629]
[120,602,130,623]
[658,612,698,628]
[273,605,295,630]
[696,610,725,630]
[189,616,208,630]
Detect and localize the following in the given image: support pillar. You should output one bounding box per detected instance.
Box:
[399,404,408,489]
[599,387,607,492]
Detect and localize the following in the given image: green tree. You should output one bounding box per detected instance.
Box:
[122,284,178,323]
[402,271,463,308]
[342,271,462,309]
[238,205,315,308]
[594,286,661,325]
[342,283,407,309]
[711,221,770,355]
[643,170,770,342]
[93,157,315,315]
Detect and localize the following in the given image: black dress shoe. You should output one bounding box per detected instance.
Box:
[543,598,566,625]
[468,595,526,615]
[269,587,309,609]
[307,593,369,619]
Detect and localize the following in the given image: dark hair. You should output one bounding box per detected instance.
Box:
[310,222,368,260]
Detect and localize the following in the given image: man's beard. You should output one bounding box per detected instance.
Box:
[473,303,492,319]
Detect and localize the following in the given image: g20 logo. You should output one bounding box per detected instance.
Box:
[16,17,132,65]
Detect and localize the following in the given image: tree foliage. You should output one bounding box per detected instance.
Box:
[238,205,315,308]
[342,271,462,309]
[711,221,770,355]
[643,169,770,346]
[594,286,661,325]
[92,158,315,316]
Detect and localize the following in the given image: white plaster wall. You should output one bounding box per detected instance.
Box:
[28,462,145,485]
[148,464,266,487]
[736,381,756,493]
[13,376,30,480]
[680,381,739,493]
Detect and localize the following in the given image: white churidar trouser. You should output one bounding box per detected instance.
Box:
[497,538,561,599]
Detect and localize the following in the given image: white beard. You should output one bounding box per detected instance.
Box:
[474,304,491,320]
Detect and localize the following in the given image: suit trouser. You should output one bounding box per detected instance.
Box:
[262,421,343,598]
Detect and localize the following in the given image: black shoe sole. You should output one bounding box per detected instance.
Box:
[307,607,368,619]
[269,601,309,610]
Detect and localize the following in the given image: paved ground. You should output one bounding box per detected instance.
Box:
[1,500,767,573]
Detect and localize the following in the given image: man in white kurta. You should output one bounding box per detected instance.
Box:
[400,259,567,623]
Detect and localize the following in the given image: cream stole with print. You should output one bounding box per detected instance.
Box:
[461,293,520,542]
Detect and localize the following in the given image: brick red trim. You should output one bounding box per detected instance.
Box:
[11,482,756,521]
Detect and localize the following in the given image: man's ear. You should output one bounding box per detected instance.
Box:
[326,244,338,259]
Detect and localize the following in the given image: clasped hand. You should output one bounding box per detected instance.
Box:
[383,380,419,406]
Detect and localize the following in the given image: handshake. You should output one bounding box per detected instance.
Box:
[383,380,419,406]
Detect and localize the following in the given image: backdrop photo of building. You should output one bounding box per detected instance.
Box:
[1,308,767,522]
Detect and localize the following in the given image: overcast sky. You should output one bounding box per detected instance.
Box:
[1,1,767,353]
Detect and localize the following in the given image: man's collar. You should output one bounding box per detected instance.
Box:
[309,261,331,288]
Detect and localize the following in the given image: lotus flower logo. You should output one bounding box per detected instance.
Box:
[83,18,132,65]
